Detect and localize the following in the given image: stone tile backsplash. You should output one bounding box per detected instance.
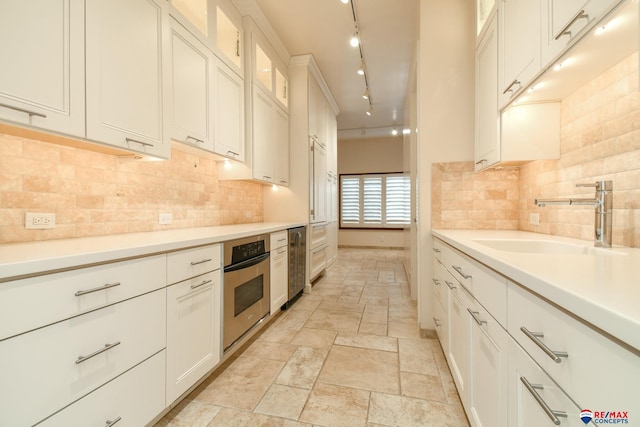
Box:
[0,136,263,244]
[433,52,640,248]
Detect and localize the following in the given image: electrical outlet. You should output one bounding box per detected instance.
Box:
[25,213,56,229]
[159,213,173,225]
[529,213,540,226]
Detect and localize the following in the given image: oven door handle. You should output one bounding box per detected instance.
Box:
[224,252,270,272]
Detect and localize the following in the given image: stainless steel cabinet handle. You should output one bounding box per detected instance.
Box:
[432,278,441,286]
[520,377,567,425]
[105,416,122,427]
[185,135,204,145]
[235,31,240,57]
[444,280,457,290]
[191,279,212,290]
[76,341,121,365]
[555,9,589,40]
[475,159,487,165]
[226,150,239,158]
[467,308,487,326]
[190,258,212,266]
[433,317,441,327]
[312,245,328,255]
[75,282,121,297]
[125,137,154,147]
[452,265,472,279]
[0,102,47,118]
[521,327,568,363]
[277,248,287,255]
[263,175,272,180]
[502,79,521,95]
[432,248,441,253]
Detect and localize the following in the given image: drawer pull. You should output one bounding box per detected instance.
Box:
[554,9,589,40]
[444,280,457,290]
[432,278,441,286]
[521,327,568,363]
[520,376,567,425]
[75,282,121,297]
[0,102,47,118]
[76,341,121,365]
[191,279,212,290]
[105,416,122,427]
[433,317,442,327]
[452,265,472,279]
[432,248,441,253]
[190,258,212,266]
[277,248,287,255]
[467,309,487,326]
[125,137,154,148]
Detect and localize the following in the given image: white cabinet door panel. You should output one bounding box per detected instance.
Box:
[215,59,245,161]
[0,0,84,137]
[86,0,170,158]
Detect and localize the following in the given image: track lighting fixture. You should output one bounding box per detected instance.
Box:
[357,60,365,75]
[340,0,349,4]
[350,32,359,47]
[362,89,369,100]
[366,107,373,116]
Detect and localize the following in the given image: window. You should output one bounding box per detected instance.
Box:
[340,173,410,229]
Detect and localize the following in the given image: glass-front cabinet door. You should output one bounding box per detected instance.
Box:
[477,0,496,36]
[255,42,272,91]
[275,67,288,108]
[168,0,243,74]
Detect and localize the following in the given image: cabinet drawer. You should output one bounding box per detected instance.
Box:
[508,282,639,412]
[432,259,451,311]
[310,222,327,250]
[508,338,583,427]
[433,293,449,356]
[310,244,327,280]
[0,254,166,341]
[446,244,507,327]
[0,289,166,427]
[167,244,221,285]
[39,350,166,427]
[270,230,288,250]
[433,238,446,263]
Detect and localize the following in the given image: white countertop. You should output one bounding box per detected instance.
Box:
[0,222,306,282]
[432,229,640,352]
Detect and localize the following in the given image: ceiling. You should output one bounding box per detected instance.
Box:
[252,0,419,137]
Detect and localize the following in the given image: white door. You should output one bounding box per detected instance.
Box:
[0,0,84,137]
[86,0,170,158]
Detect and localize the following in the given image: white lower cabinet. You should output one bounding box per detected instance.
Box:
[166,270,221,403]
[270,231,289,314]
[447,278,472,408]
[507,338,582,427]
[0,289,166,427]
[166,244,222,404]
[39,351,166,427]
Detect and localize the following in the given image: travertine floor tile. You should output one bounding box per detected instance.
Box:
[358,321,388,336]
[298,383,370,427]
[290,327,337,348]
[318,345,400,394]
[334,331,397,352]
[210,407,313,426]
[388,321,422,340]
[304,308,362,332]
[192,356,284,411]
[362,304,388,324]
[399,338,439,376]
[400,371,447,402]
[155,399,220,427]
[275,345,329,389]
[368,392,469,427]
[254,384,310,420]
[318,299,365,313]
[239,340,297,362]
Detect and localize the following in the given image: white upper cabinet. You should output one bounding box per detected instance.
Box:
[475,10,500,171]
[252,85,276,183]
[170,18,215,152]
[0,0,85,138]
[215,58,245,161]
[275,68,289,109]
[541,0,622,67]
[274,105,290,186]
[86,0,171,159]
[499,0,541,108]
[169,0,243,75]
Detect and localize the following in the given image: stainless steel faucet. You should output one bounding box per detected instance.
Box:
[535,180,613,247]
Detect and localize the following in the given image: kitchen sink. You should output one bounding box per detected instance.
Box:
[473,239,625,255]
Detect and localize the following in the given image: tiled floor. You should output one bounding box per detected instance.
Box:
[156,248,469,427]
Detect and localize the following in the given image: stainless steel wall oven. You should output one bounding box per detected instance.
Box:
[223,234,270,352]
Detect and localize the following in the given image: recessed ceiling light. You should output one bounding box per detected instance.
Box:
[340,0,349,4]
[391,128,398,136]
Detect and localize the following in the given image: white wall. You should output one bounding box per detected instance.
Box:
[415,0,475,331]
[338,136,405,248]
